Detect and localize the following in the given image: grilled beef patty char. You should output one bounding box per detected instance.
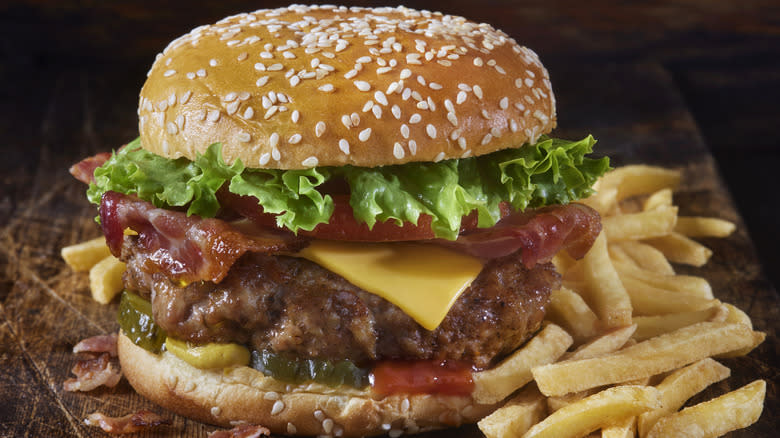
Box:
[122,240,558,369]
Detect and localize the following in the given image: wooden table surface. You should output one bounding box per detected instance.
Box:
[1,1,778,437]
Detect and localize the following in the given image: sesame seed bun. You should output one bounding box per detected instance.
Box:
[138,5,556,170]
[118,332,496,437]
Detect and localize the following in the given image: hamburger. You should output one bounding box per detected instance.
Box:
[70,5,609,436]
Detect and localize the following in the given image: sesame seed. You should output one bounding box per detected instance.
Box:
[426,124,437,139]
[510,119,519,132]
[341,114,352,129]
[264,106,278,119]
[444,99,454,112]
[157,100,168,111]
[534,110,550,123]
[401,399,410,412]
[354,81,371,91]
[206,110,220,122]
[362,100,374,112]
[344,69,358,79]
[272,147,280,161]
[350,112,360,126]
[164,69,176,77]
[458,137,467,149]
[238,91,250,101]
[515,78,524,88]
[391,105,401,119]
[338,139,350,155]
[175,114,184,130]
[264,391,280,401]
[256,76,269,87]
[500,97,509,110]
[314,410,325,421]
[254,63,266,71]
[377,66,392,74]
[481,133,493,145]
[434,152,445,162]
[289,75,300,87]
[495,65,506,74]
[514,102,526,111]
[474,57,484,67]
[416,101,429,110]
[168,92,177,106]
[315,121,326,137]
[359,128,372,142]
[287,423,297,435]
[427,97,436,111]
[524,78,534,87]
[400,68,412,79]
[166,122,178,134]
[283,51,296,59]
[372,105,382,119]
[408,140,417,155]
[237,52,247,61]
[406,53,422,64]
[409,113,421,124]
[458,83,472,92]
[456,91,467,104]
[291,110,300,123]
[447,112,458,126]
[524,95,535,105]
[271,400,285,415]
[238,131,251,142]
[323,419,334,434]
[491,127,502,137]
[382,423,392,431]
[393,142,405,159]
[400,124,410,138]
[357,56,372,64]
[267,63,283,71]
[288,134,302,144]
[374,91,388,106]
[481,109,490,119]
[429,82,442,90]
[318,83,335,93]
[226,100,240,115]
[402,88,412,100]
[417,75,427,86]
[269,132,279,148]
[437,60,452,67]
[186,72,196,79]
[473,85,483,99]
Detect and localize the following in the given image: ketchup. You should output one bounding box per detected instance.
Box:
[370,360,474,396]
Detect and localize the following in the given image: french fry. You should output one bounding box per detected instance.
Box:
[522,385,661,438]
[637,358,731,437]
[613,260,712,299]
[601,416,635,438]
[644,232,712,267]
[613,241,674,275]
[714,303,764,358]
[61,237,111,272]
[547,388,599,413]
[632,306,726,341]
[597,165,681,202]
[642,188,673,211]
[472,324,572,404]
[620,275,716,316]
[532,322,763,397]
[580,233,633,328]
[602,206,677,241]
[478,385,547,438]
[88,256,126,304]
[674,217,736,238]
[580,185,618,217]
[546,287,600,344]
[607,244,643,270]
[562,325,636,361]
[646,380,766,438]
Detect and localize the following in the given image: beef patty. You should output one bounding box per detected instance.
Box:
[123,244,558,368]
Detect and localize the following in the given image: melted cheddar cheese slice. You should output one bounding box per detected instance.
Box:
[298,241,483,331]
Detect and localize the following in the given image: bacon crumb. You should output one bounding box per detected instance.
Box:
[73,333,119,357]
[63,352,122,392]
[84,410,171,434]
[208,424,271,438]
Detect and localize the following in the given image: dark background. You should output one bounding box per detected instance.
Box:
[0,1,778,437]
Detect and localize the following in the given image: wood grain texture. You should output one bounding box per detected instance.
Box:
[0,1,777,437]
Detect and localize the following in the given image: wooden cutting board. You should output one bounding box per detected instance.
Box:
[0,62,775,437]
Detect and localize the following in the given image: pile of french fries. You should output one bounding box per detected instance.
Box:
[476,165,766,438]
[62,165,766,438]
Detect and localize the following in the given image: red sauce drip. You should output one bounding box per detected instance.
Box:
[370,360,474,396]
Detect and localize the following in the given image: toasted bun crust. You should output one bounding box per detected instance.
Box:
[118,333,495,437]
[138,5,556,169]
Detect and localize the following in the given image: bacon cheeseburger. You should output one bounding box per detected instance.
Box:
[72,5,609,437]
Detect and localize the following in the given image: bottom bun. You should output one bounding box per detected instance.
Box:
[118,332,497,436]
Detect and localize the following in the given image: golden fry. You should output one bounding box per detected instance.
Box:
[61,237,111,272]
[632,306,726,341]
[88,256,126,304]
[562,324,636,361]
[642,188,673,211]
[598,165,681,202]
[675,216,736,238]
[546,287,600,344]
[613,241,674,275]
[644,232,712,267]
[478,385,547,438]
[580,233,633,328]
[620,275,716,316]
[602,206,677,241]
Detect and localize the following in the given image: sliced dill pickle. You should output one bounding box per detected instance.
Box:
[118,291,166,353]
[165,337,250,369]
[250,350,369,388]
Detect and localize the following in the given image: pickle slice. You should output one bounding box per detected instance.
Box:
[118,291,166,353]
[165,337,250,369]
[250,350,369,389]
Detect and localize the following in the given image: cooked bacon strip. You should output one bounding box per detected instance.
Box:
[208,424,271,438]
[84,410,171,434]
[438,203,601,267]
[69,152,112,184]
[100,191,306,284]
[73,333,118,357]
[63,353,122,392]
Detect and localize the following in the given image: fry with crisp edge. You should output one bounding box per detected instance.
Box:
[637,358,731,437]
[61,237,112,272]
[522,385,661,438]
[472,324,572,404]
[602,206,678,241]
[642,188,673,211]
[602,416,636,438]
[632,306,727,341]
[613,260,712,299]
[580,233,633,328]
[644,232,712,266]
[597,165,681,202]
[532,322,763,397]
[613,241,674,275]
[546,287,600,344]
[674,216,736,238]
[646,380,766,438]
[562,325,636,361]
[88,256,126,304]
[620,275,716,316]
[477,385,547,438]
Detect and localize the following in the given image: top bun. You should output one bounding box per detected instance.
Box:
[138,5,556,169]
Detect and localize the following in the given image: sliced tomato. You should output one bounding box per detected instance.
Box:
[370,360,474,396]
[220,189,511,242]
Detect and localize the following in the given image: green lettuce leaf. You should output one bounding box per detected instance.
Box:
[87,135,609,239]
